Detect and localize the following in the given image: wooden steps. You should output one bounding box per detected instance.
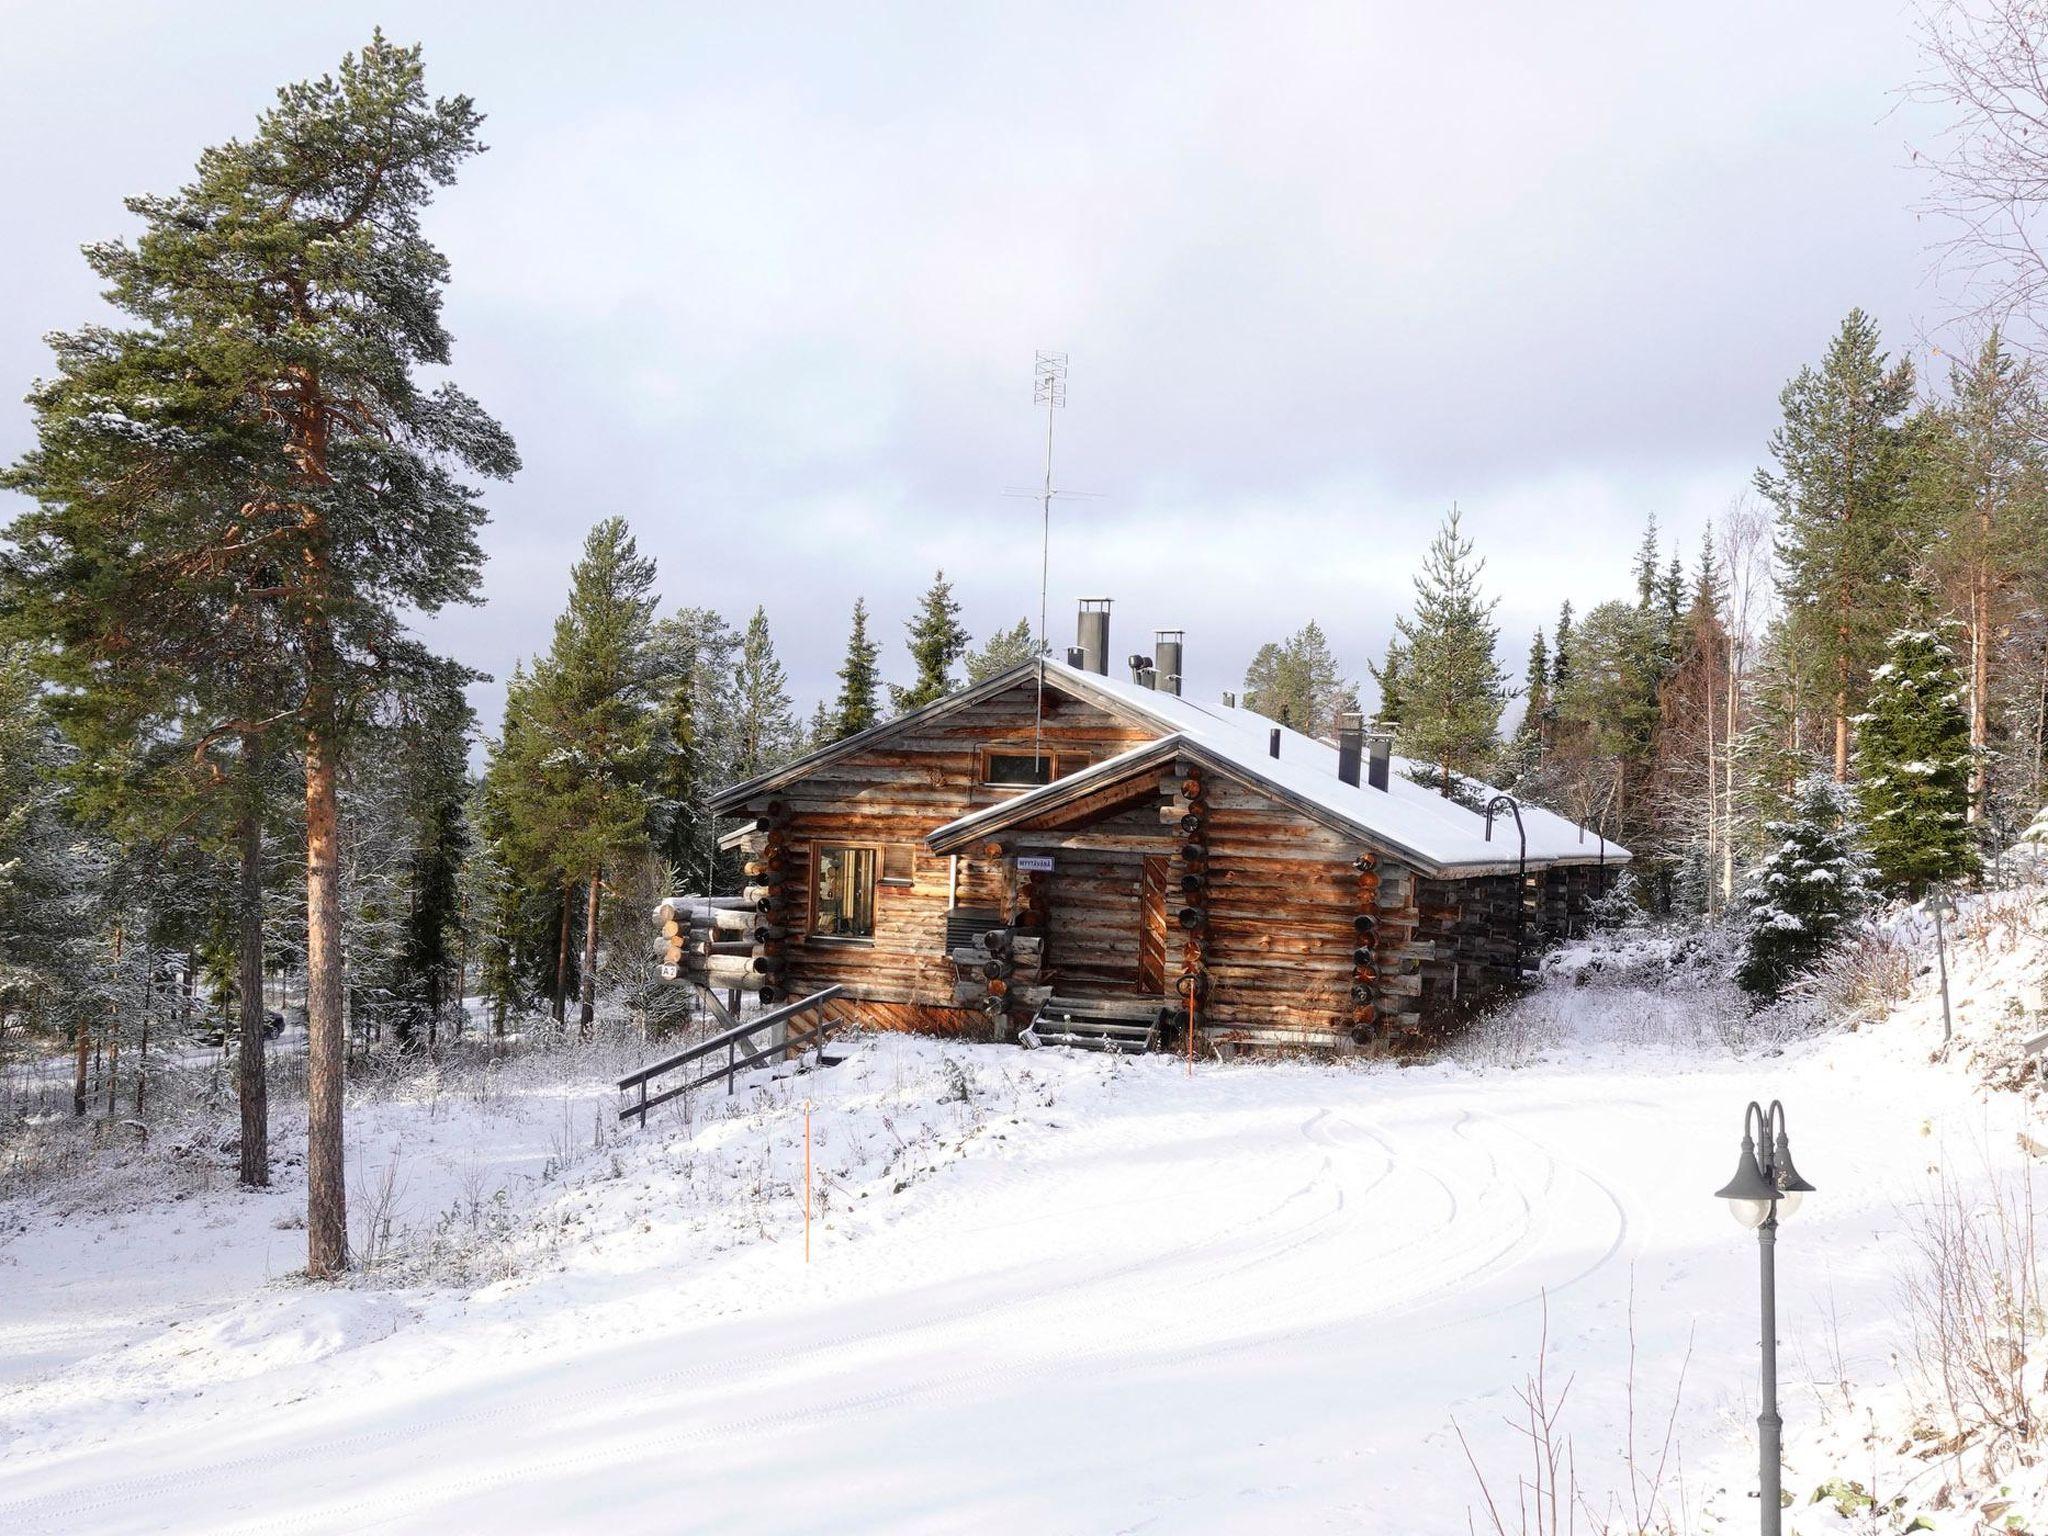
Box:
[1023,993,1171,1054]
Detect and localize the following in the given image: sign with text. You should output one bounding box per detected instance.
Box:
[1015,855,1056,873]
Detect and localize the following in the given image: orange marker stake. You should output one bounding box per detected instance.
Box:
[803,1098,813,1264]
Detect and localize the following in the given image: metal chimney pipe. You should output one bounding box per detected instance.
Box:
[1076,598,1112,676]
[1365,723,1394,792]
[1064,645,1086,668]
[1127,654,1156,687]
[1337,711,1364,787]
[1153,630,1184,697]
[1269,727,1281,759]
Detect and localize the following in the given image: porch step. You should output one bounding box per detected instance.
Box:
[1023,994,1171,1054]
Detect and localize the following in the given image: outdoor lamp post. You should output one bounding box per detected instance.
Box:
[1714,1100,1817,1536]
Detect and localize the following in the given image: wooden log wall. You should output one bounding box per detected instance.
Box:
[1186,767,1359,1047]
[730,678,1156,1029]
[1170,769,1210,1050]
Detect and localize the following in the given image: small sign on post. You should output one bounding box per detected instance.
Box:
[658,963,679,981]
[1016,855,1056,873]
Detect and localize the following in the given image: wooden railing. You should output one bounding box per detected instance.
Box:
[616,984,848,1128]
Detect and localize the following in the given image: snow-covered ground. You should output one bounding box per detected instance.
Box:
[3,899,2046,1534]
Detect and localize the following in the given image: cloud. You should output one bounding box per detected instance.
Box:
[0,0,1953,738]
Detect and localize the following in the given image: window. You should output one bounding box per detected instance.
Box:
[812,844,878,940]
[979,746,1092,787]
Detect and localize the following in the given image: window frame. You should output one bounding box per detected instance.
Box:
[808,840,883,944]
[977,743,1092,788]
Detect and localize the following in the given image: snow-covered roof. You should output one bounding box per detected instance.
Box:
[924,659,1627,877]
[708,656,1628,878]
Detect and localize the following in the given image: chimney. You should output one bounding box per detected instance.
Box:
[1076,598,1112,675]
[1336,711,1364,787]
[1268,727,1281,759]
[1064,645,1086,668]
[1153,630,1184,696]
[1365,722,1394,792]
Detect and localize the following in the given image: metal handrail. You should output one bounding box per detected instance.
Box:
[617,984,846,1090]
[617,984,848,1126]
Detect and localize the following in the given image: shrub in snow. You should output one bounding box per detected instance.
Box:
[1852,620,1978,895]
[1587,867,1649,934]
[1737,774,1873,1002]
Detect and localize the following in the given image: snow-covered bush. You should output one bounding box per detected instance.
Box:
[1738,774,1874,1002]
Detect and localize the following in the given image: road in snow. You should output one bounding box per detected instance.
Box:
[0,981,2031,1534]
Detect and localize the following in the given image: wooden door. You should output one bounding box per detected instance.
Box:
[1136,856,1168,995]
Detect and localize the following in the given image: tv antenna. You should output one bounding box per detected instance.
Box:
[1005,352,1101,770]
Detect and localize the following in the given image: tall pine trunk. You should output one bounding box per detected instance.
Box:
[237,739,269,1188]
[71,1014,89,1117]
[578,869,602,1038]
[552,888,572,1023]
[305,713,348,1276]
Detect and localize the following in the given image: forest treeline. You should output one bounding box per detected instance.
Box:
[4,10,2047,1275]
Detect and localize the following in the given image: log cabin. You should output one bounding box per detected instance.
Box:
[664,601,1628,1055]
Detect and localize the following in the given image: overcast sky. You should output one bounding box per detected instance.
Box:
[0,2,1957,730]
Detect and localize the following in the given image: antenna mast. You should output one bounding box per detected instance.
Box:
[1031,351,1068,771]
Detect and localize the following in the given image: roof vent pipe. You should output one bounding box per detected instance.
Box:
[1336,712,1364,787]
[1076,598,1112,675]
[1269,727,1281,759]
[1153,630,1184,697]
[1127,653,1156,688]
[1065,645,1086,668]
[1365,723,1394,792]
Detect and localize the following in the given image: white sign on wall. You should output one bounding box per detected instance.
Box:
[1016,855,1056,873]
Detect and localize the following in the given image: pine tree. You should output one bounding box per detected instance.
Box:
[1244,621,1350,737]
[2,37,515,1263]
[732,606,799,779]
[964,619,1040,684]
[832,598,881,740]
[1853,616,1979,893]
[1738,774,1872,1000]
[1552,600,1574,696]
[1756,309,1919,783]
[1389,509,1508,792]
[891,572,970,712]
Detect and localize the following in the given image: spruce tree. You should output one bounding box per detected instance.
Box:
[732,606,799,779]
[891,572,970,712]
[964,619,1039,684]
[1552,600,1574,697]
[389,674,473,1048]
[1917,333,2048,829]
[0,646,103,1057]
[1389,509,1509,792]
[1517,628,1551,752]
[1368,639,1407,728]
[508,519,660,1035]
[1853,617,1979,894]
[646,607,738,892]
[1756,309,1919,782]
[832,598,881,739]
[1738,773,1871,1000]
